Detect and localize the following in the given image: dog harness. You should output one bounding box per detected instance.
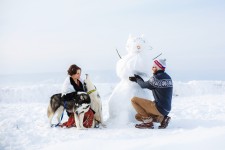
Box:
[87,89,96,95]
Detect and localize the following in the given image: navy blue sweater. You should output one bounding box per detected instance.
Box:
[136,70,173,116]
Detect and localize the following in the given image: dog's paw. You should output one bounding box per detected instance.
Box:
[77,127,87,130]
[101,123,107,128]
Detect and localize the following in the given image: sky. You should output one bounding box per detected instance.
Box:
[0,0,225,81]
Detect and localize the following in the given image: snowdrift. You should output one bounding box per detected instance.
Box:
[1,77,225,150]
[1,80,225,103]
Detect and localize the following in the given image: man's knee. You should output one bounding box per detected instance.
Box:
[131,96,139,103]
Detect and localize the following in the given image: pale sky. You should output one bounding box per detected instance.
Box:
[1,0,225,80]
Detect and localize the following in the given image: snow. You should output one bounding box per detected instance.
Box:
[1,74,225,150]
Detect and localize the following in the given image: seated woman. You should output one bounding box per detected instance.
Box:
[61,64,85,102]
[60,64,94,128]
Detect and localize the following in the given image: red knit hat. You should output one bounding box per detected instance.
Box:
[154,59,166,70]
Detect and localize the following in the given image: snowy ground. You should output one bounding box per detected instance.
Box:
[1,81,225,150]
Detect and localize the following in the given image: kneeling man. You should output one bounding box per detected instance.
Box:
[129,58,173,129]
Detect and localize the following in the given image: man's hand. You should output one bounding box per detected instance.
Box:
[134,74,144,82]
[129,76,137,82]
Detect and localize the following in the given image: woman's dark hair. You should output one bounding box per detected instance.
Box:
[67,64,81,76]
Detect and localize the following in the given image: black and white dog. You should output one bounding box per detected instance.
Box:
[47,92,94,129]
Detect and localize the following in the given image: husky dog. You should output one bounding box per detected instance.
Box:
[73,92,95,129]
[47,92,94,129]
[83,74,105,127]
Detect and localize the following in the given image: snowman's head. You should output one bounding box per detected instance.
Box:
[126,34,152,54]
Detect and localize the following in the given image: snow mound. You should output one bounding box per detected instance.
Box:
[1,81,225,103]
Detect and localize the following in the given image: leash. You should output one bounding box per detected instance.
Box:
[51,101,66,127]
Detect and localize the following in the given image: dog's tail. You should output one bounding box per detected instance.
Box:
[47,103,53,118]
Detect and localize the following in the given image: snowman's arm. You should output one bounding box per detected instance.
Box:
[136,78,155,90]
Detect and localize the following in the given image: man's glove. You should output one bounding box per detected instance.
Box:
[134,74,144,82]
[129,76,137,82]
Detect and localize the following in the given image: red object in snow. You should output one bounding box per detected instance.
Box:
[60,108,95,128]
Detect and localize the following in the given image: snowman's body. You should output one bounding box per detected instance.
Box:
[108,35,155,126]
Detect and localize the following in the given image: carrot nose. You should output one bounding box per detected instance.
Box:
[137,45,141,49]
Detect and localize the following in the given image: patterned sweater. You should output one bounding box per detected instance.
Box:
[136,70,173,116]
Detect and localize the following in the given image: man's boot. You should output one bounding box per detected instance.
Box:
[135,114,142,122]
[135,116,154,129]
[158,116,171,129]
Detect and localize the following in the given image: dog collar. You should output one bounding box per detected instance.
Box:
[87,89,96,95]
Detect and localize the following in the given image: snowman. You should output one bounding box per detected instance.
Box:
[108,35,157,126]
